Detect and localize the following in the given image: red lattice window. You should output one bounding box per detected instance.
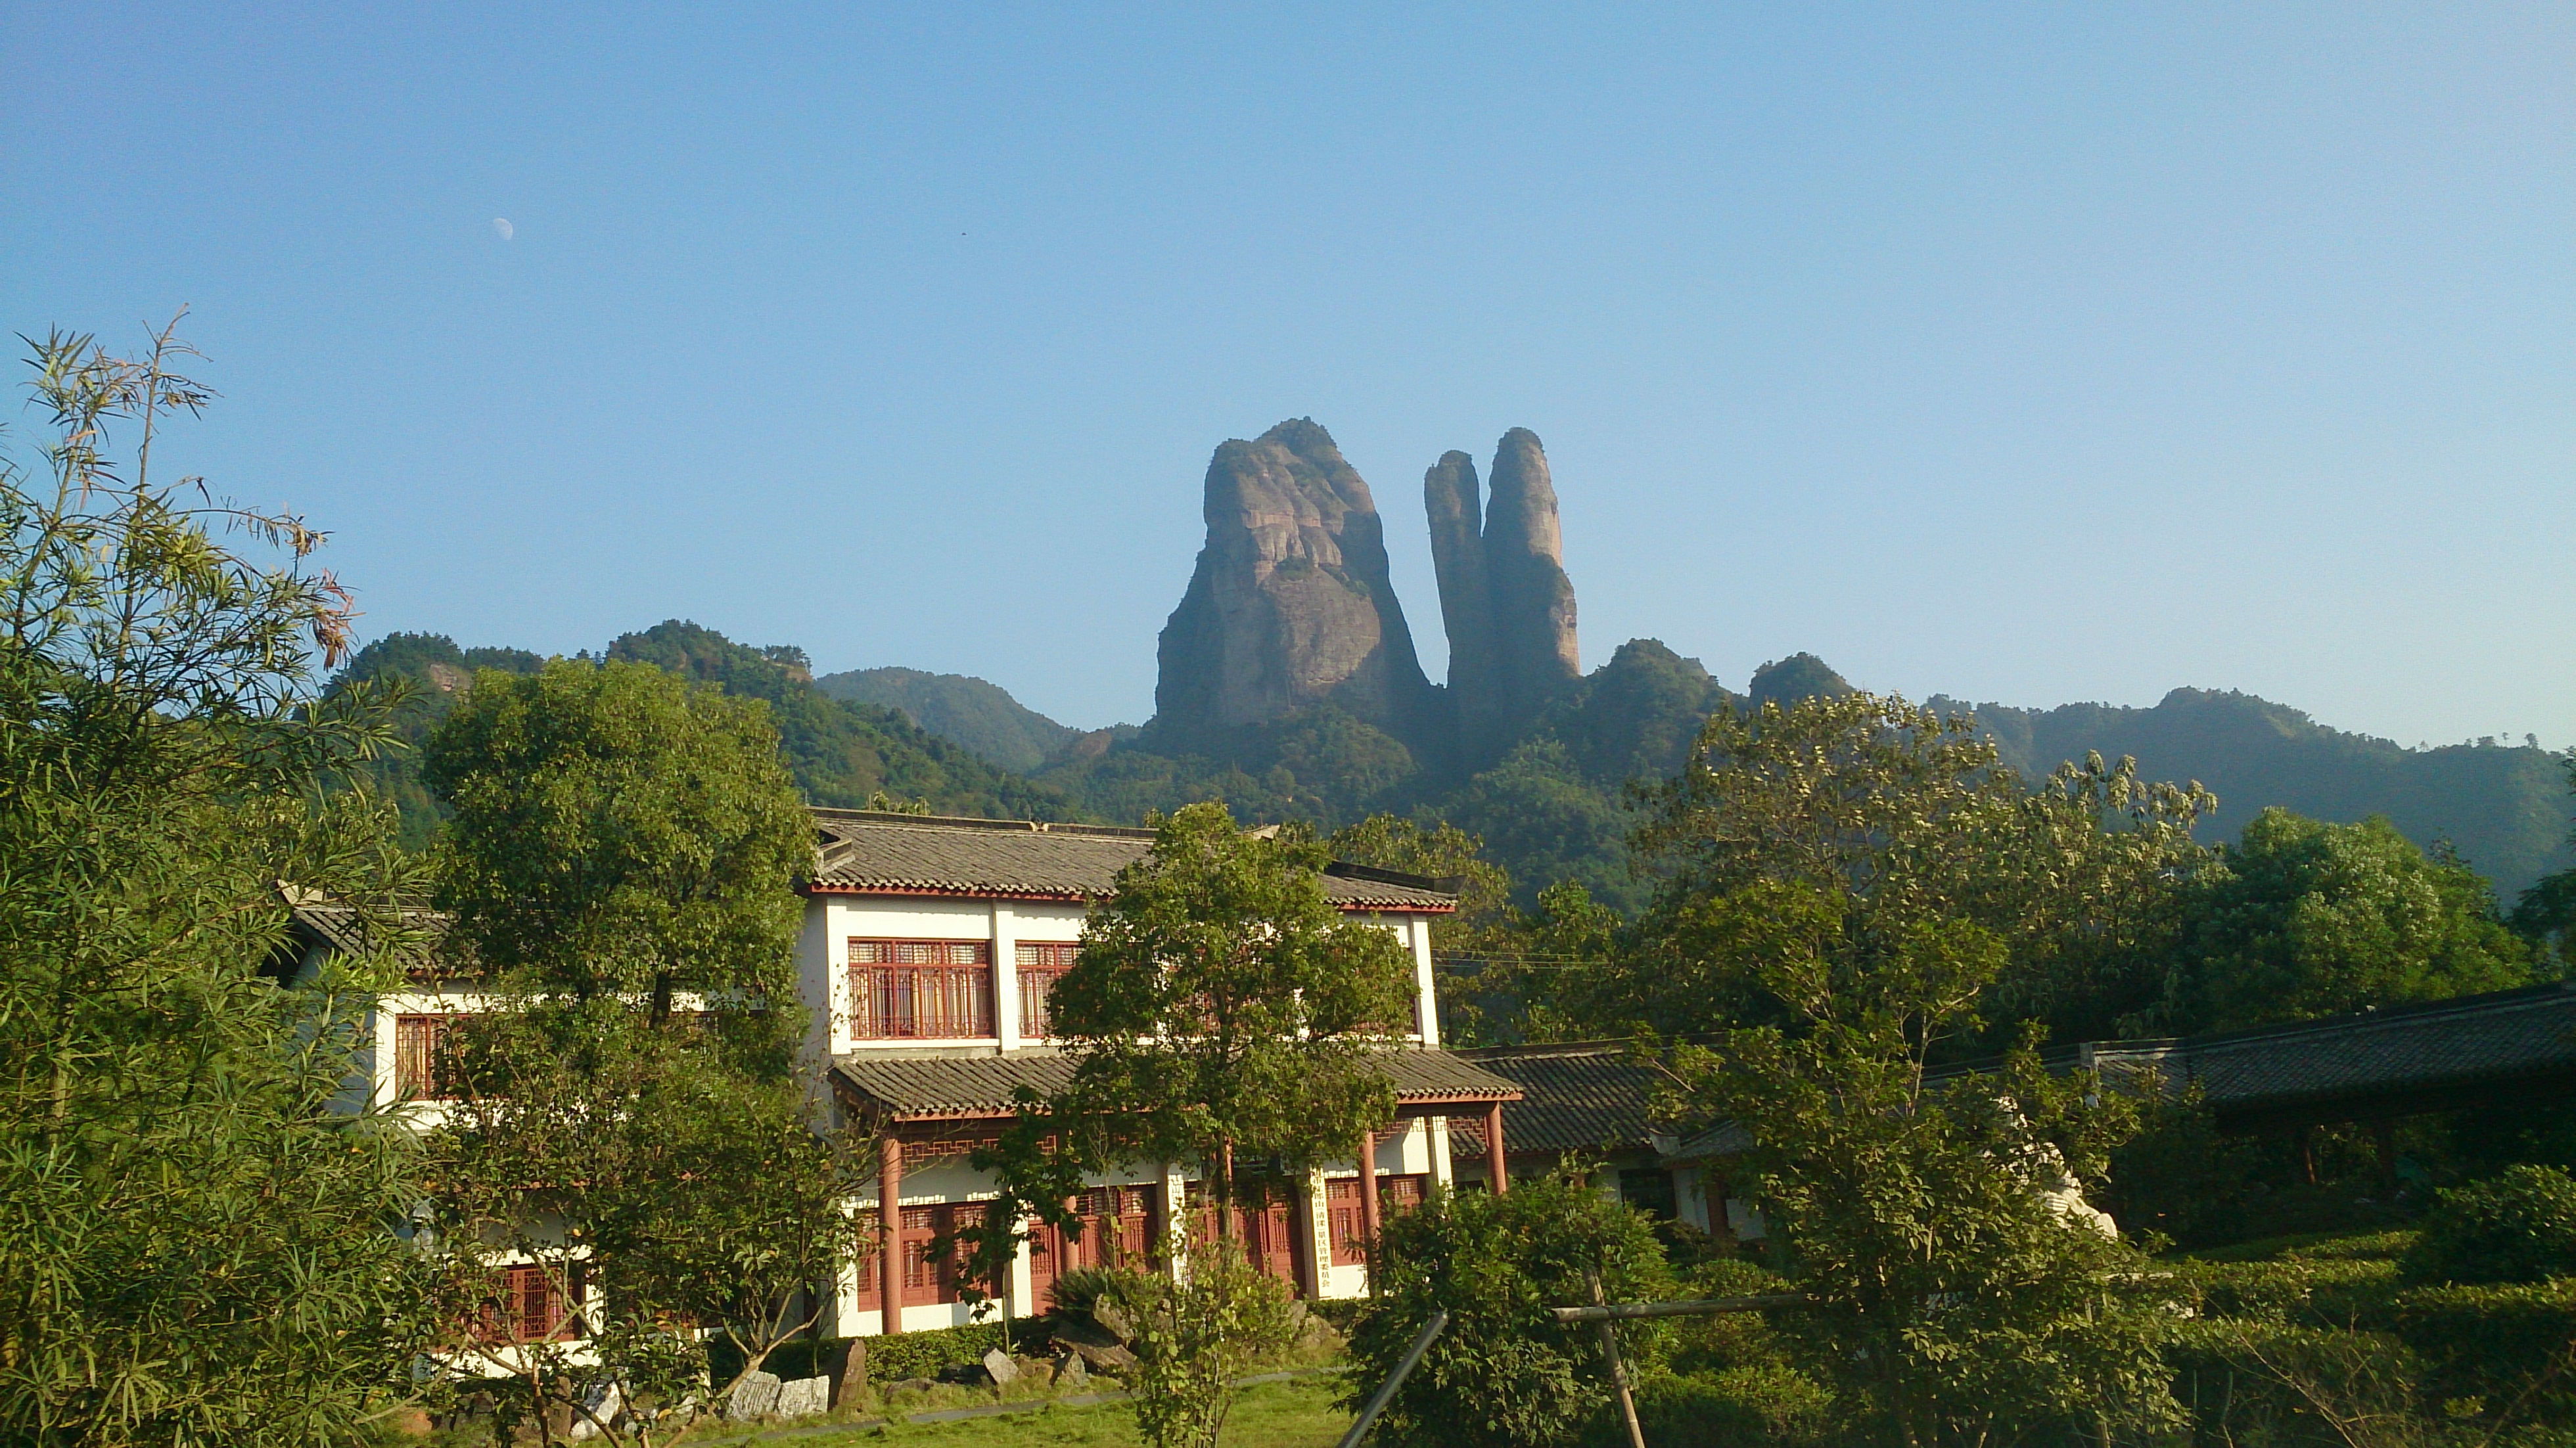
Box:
[1015,941,1078,1039]
[471,1263,581,1343]
[394,1014,463,1100]
[892,1202,992,1305]
[1379,1174,1427,1215]
[850,940,994,1039]
[1325,1178,1368,1266]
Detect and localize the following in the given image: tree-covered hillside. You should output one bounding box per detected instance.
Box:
[332,622,1076,846]
[812,666,1078,773]
[1939,688,2571,896]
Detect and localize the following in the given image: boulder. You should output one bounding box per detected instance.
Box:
[1092,1300,1136,1344]
[984,1348,1020,1386]
[773,1375,830,1419]
[1053,1351,1090,1388]
[725,1370,781,1421]
[1060,1336,1139,1372]
[566,1381,621,1440]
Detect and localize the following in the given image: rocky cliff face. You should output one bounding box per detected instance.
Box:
[1425,428,1581,758]
[1153,419,1437,748]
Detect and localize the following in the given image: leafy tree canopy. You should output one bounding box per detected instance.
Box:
[0,321,438,1446]
[425,656,814,1007]
[963,803,1417,1281]
[2172,807,2532,1032]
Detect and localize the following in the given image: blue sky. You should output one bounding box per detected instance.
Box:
[7,4,2568,746]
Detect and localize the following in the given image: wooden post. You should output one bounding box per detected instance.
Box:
[1220,1139,1238,1244]
[879,1133,904,1335]
[1356,1127,1381,1238]
[1585,1271,1645,1448]
[1484,1104,1509,1195]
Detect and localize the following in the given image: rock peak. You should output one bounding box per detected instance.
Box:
[1427,428,1580,759]
[1153,420,1435,748]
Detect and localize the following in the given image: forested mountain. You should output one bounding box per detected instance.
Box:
[1935,688,2571,897]
[331,623,1075,846]
[813,666,1078,773]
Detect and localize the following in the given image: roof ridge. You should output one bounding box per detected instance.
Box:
[810,807,1159,840]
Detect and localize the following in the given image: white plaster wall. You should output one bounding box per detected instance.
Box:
[991,902,1021,1051]
[1676,1169,1713,1233]
[1409,916,1440,1045]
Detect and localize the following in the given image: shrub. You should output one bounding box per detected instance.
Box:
[2402,1165,2576,1286]
[2395,1279,2576,1422]
[1344,1167,1672,1448]
[1046,1264,1155,1319]
[1101,1240,1294,1448]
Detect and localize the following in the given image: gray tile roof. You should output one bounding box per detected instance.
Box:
[285,899,456,982]
[806,810,1458,913]
[833,1046,1521,1122]
[2091,982,2576,1121]
[1451,1043,1666,1155]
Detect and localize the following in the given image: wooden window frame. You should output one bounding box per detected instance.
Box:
[394,1013,463,1100]
[1325,1177,1368,1267]
[469,1263,583,1344]
[848,939,995,1040]
[1014,941,1078,1040]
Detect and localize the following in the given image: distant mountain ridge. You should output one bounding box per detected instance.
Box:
[1931,687,2569,897]
[813,666,1078,774]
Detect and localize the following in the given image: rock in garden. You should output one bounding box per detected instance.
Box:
[726,1370,781,1421]
[831,1339,868,1406]
[1053,1352,1089,1388]
[1093,1300,1136,1343]
[773,1375,829,1419]
[1063,1336,1139,1371]
[984,1348,1020,1386]
[567,1381,621,1440]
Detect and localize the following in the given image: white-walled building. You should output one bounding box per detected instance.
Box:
[800,809,1523,1336]
[291,807,1527,1344]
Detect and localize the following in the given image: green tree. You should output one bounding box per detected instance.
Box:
[959,803,1417,1444]
[2173,808,2532,1031]
[1626,693,2188,1442]
[0,322,440,1445]
[421,659,853,1446]
[1343,1168,1674,1448]
[1663,894,2180,1447]
[1327,814,1520,1043]
[1606,691,2212,1049]
[425,658,814,1012]
[1037,802,1417,1225]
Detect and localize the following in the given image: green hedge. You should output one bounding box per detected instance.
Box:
[702,1319,1055,1390]
[863,1320,1055,1384]
[2394,1280,2576,1417]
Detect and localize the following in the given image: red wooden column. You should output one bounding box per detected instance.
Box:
[879,1133,904,1334]
[1483,1104,1509,1194]
[1355,1126,1381,1240]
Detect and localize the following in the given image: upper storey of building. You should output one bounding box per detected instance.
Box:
[799,809,1458,1061]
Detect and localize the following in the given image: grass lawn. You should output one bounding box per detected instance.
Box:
[677,1376,1356,1448]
